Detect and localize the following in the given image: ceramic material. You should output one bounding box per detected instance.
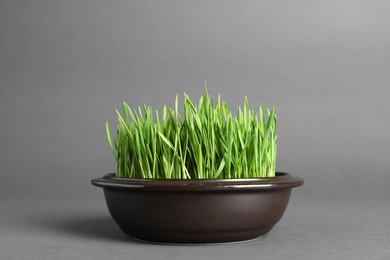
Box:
[91,172,303,244]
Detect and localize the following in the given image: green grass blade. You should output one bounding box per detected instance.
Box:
[106,121,115,155]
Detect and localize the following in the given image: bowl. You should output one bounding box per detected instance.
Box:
[91,172,303,243]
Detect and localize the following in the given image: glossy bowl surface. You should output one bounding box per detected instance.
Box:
[92,172,303,243]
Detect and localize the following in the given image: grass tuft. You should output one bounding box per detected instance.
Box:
[106,86,277,179]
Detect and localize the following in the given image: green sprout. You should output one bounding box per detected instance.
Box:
[106,85,277,179]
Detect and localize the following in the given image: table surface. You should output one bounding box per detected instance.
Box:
[1,195,389,260]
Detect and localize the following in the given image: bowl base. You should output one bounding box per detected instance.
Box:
[131,235,264,245]
[119,225,274,244]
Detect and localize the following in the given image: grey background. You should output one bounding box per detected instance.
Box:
[1,0,389,259]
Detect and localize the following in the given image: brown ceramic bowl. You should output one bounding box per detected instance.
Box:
[91,172,303,244]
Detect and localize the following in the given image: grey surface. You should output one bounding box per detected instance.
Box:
[1,197,389,260]
[1,0,389,259]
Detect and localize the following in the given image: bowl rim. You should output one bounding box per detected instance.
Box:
[91,172,304,192]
